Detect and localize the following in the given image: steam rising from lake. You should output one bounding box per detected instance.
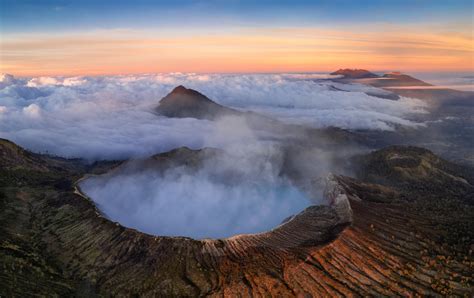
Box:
[80,127,317,239]
[80,164,312,239]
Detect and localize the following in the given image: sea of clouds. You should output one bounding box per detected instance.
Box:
[1,72,429,238]
[0,72,427,160]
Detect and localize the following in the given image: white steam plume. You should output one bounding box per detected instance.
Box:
[80,116,315,239]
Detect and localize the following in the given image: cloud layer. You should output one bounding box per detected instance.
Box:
[0,72,426,160]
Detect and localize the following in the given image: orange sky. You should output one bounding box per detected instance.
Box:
[1,26,473,76]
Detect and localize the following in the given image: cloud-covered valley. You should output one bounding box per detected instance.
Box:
[0,72,426,160]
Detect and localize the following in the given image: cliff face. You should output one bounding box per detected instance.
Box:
[0,139,473,296]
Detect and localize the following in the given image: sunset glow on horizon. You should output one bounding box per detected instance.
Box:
[1,0,473,76]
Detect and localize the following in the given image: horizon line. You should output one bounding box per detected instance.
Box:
[4,69,474,78]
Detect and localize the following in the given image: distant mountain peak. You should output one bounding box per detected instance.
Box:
[170,85,190,94]
[331,69,379,79]
[155,85,239,120]
[168,85,208,98]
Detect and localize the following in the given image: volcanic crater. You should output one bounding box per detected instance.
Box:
[77,146,350,242]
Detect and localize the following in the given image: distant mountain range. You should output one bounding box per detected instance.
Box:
[155,70,472,123]
[332,68,433,86]
[331,68,473,106]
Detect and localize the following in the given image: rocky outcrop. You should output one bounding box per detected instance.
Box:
[0,140,472,296]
